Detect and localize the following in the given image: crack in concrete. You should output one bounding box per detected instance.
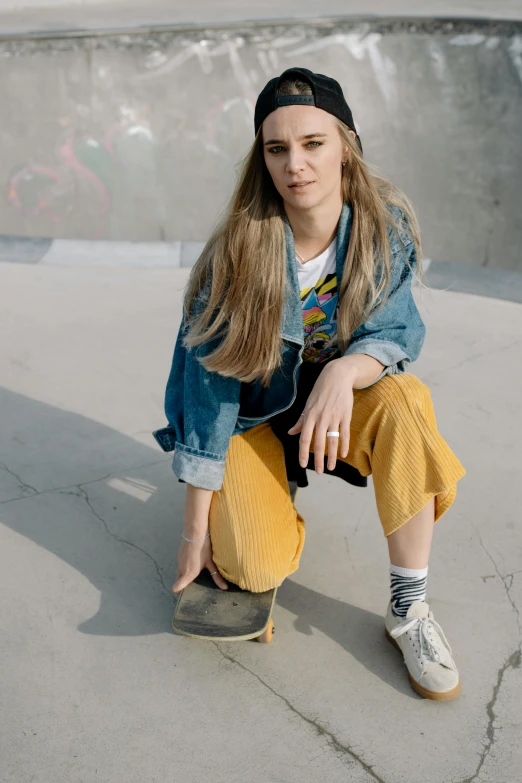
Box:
[212,641,387,783]
[58,483,174,600]
[0,460,38,498]
[423,338,522,385]
[344,536,356,573]
[475,528,521,635]
[351,505,366,538]
[455,648,521,783]
[0,457,169,505]
[455,529,522,783]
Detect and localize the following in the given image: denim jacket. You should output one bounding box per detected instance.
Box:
[153,201,425,490]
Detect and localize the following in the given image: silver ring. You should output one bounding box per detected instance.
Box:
[299,413,305,417]
[209,571,218,575]
[326,431,340,437]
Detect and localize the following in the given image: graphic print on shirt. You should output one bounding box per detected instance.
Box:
[300,271,339,363]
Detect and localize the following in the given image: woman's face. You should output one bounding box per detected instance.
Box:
[262,104,351,209]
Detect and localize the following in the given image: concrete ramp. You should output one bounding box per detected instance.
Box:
[1,17,521,274]
[1,1,522,35]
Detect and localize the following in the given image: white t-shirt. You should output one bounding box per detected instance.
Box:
[296,236,339,363]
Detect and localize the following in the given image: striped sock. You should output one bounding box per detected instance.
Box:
[390,564,428,618]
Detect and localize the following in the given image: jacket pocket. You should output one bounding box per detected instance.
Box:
[237,340,302,421]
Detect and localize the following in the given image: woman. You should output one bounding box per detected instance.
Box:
[153,67,467,701]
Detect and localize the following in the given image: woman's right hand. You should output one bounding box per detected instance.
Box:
[172,533,229,595]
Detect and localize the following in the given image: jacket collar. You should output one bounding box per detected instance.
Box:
[281,200,352,345]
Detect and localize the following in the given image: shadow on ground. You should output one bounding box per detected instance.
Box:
[0,385,413,696]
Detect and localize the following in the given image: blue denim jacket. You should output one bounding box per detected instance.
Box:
[153,201,425,490]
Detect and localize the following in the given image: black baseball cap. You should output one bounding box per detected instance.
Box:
[254,66,362,153]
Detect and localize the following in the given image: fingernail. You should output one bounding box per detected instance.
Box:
[300,459,307,467]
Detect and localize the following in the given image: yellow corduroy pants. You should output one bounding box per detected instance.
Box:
[208,372,467,593]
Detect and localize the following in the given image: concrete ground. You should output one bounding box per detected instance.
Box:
[2,260,521,782]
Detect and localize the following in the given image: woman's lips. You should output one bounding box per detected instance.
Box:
[288,181,314,191]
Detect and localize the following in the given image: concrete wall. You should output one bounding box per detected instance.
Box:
[2,1,522,36]
[1,18,521,270]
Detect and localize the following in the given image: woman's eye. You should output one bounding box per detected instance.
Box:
[268,141,323,154]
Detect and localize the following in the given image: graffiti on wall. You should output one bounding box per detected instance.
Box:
[5,95,255,239]
[7,109,159,238]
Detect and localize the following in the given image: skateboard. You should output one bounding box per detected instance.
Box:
[172,568,277,642]
[171,482,298,643]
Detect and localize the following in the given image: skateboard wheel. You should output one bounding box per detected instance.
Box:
[256,618,274,643]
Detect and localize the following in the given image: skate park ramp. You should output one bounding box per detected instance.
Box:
[0,13,521,285]
[1,0,522,34]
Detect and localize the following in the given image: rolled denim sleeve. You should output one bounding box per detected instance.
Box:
[343,237,426,390]
[152,311,241,491]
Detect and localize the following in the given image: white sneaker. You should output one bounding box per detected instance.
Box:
[385,600,460,700]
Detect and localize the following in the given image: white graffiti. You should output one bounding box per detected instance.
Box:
[508,36,522,86]
[450,33,487,46]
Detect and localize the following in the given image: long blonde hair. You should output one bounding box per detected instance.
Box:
[183,76,426,388]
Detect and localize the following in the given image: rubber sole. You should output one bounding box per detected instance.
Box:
[385,629,461,701]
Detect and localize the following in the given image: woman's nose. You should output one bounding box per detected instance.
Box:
[285,147,306,173]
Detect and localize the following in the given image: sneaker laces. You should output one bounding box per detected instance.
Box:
[390,613,455,671]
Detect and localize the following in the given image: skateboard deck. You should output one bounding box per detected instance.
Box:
[172,568,277,641]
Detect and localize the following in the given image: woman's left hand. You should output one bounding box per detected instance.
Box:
[287,360,358,473]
